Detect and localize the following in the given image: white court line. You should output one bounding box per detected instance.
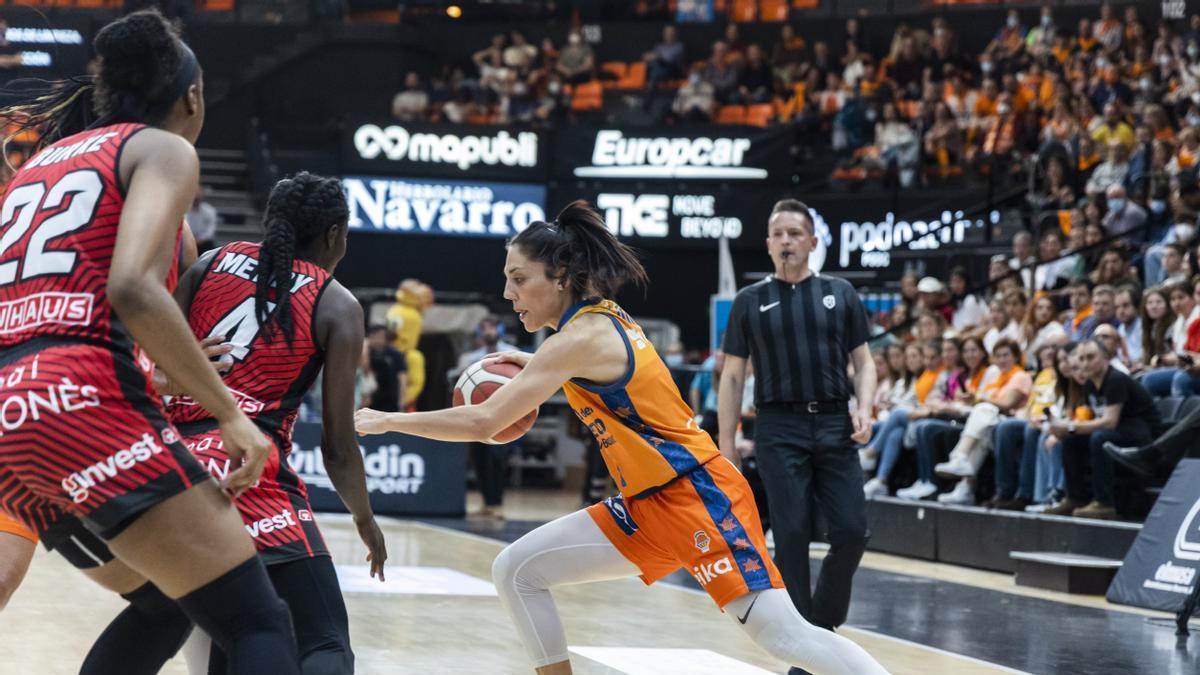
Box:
[411,519,1036,675]
[568,646,774,674]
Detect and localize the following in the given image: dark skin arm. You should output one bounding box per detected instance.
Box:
[317,281,387,580]
[110,130,271,497]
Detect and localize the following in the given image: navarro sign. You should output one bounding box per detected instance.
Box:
[344,120,546,180]
[289,422,465,517]
[345,175,546,238]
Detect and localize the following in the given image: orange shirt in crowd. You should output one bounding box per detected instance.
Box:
[1178,147,1197,170]
[974,94,998,118]
[1071,305,1093,330]
[915,367,945,405]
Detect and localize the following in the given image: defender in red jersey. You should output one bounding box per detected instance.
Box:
[168,173,385,673]
[0,10,298,674]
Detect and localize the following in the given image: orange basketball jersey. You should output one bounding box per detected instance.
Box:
[560,300,720,499]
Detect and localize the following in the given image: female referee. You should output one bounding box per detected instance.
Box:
[356,201,888,675]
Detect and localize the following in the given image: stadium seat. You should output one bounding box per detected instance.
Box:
[617,61,646,90]
[600,62,627,88]
[760,0,789,21]
[570,81,604,111]
[745,104,774,127]
[716,105,747,124]
[730,0,756,22]
[791,0,820,8]
[1155,397,1185,425]
[1176,395,1200,422]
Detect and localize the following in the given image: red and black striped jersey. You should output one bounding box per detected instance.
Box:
[166,242,332,445]
[0,123,182,352]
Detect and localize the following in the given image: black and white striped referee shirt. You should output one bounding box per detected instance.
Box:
[721,273,869,406]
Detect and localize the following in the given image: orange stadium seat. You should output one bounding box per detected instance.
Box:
[730,0,756,23]
[791,0,820,8]
[716,105,746,124]
[601,61,627,88]
[617,61,646,90]
[745,104,774,127]
[570,81,604,111]
[760,0,789,21]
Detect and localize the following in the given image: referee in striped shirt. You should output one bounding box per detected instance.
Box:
[718,199,876,653]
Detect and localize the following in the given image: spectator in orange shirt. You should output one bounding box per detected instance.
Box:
[1077,18,1099,54]
[1003,73,1034,114]
[971,92,1021,165]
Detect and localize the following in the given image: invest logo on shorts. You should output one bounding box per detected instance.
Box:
[61,433,164,504]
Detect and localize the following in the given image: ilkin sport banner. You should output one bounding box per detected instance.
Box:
[1107,459,1200,612]
[288,421,466,517]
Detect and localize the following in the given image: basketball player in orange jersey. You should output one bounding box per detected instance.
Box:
[356,201,889,675]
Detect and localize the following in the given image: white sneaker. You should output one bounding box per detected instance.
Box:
[764,529,775,550]
[934,456,976,478]
[936,480,975,505]
[859,449,877,472]
[897,480,937,500]
[863,477,888,499]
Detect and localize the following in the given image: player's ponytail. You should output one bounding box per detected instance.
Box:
[510,200,647,299]
[255,172,349,343]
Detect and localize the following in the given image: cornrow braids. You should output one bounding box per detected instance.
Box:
[255,172,349,343]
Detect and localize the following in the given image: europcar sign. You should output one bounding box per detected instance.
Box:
[345,175,546,238]
[343,120,547,180]
[554,126,792,182]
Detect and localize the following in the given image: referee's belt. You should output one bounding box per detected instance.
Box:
[759,400,849,414]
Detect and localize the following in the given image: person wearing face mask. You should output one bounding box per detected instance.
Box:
[1101,184,1147,245]
[990,10,1026,60]
[1093,2,1122,52]
[1025,7,1056,55]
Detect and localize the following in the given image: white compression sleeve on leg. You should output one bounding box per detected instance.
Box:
[491,508,640,668]
[726,589,891,675]
[180,627,211,675]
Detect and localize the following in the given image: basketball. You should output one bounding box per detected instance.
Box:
[453,359,538,444]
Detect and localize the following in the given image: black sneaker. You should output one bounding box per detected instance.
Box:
[1101,442,1158,481]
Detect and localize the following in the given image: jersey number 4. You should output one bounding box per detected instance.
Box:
[0,170,103,286]
[208,296,273,361]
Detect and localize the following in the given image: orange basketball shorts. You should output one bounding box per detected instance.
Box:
[587,456,783,608]
[0,509,37,544]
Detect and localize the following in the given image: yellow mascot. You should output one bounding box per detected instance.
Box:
[386,279,433,410]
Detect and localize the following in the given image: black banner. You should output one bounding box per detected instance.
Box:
[1107,460,1200,612]
[287,422,465,517]
[343,119,548,181]
[549,183,776,249]
[551,126,793,184]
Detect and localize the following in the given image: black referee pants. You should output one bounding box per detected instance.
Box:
[754,409,869,631]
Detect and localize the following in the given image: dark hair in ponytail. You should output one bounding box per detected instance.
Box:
[509,200,648,299]
[0,9,194,159]
[255,172,349,343]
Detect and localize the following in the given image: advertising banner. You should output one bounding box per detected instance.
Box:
[344,120,547,180]
[552,126,792,182]
[345,175,546,239]
[288,422,465,517]
[1107,460,1200,612]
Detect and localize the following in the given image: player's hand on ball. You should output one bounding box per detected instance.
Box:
[219,414,273,498]
[486,351,531,368]
[354,408,391,436]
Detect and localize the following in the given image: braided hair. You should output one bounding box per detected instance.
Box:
[255,172,349,343]
[0,9,193,159]
[509,200,647,299]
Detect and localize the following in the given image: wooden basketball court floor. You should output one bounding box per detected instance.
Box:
[1,489,1195,674]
